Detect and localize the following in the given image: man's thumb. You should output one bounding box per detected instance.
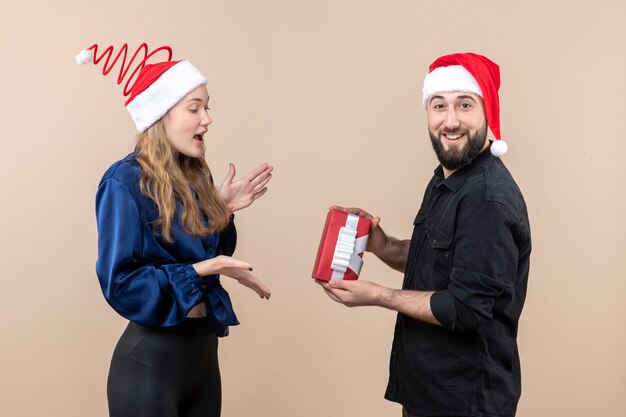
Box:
[372,216,381,228]
[329,279,344,289]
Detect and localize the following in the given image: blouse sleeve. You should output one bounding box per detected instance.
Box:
[95,178,206,327]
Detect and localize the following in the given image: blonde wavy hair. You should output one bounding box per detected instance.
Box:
[135,119,231,243]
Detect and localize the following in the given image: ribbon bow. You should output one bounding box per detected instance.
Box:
[330,213,369,280]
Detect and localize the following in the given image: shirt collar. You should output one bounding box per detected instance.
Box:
[433,149,495,192]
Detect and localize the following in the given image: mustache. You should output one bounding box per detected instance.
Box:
[440,129,468,135]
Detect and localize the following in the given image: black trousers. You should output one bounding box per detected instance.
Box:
[107,318,221,417]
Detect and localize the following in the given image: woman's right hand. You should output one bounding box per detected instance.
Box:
[193,256,271,299]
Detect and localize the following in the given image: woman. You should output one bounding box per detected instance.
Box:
[80,45,272,417]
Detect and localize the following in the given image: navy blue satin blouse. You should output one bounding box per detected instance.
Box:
[95,153,238,337]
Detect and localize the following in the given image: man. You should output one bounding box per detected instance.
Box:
[318,53,531,417]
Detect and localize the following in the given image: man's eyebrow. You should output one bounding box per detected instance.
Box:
[456,94,478,102]
[429,94,479,103]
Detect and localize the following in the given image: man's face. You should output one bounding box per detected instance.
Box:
[426,92,489,171]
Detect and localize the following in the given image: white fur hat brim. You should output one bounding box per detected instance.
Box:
[422,65,483,107]
[126,60,207,133]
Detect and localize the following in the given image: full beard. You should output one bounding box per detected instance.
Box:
[429,124,488,171]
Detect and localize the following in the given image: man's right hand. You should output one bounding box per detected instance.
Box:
[329,205,388,257]
[329,205,409,273]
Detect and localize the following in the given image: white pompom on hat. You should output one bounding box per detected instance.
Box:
[75,43,207,133]
[423,53,508,157]
[74,49,94,65]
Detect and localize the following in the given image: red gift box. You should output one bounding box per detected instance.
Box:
[312,209,372,281]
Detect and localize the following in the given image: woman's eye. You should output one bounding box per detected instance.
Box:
[189,108,198,113]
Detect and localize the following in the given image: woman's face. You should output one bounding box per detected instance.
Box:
[162,85,211,158]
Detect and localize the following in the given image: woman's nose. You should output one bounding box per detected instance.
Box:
[201,109,212,126]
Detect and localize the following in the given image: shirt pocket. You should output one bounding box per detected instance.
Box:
[426,223,452,289]
[413,210,426,226]
[408,210,426,250]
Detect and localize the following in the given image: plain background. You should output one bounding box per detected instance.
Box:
[1,1,625,416]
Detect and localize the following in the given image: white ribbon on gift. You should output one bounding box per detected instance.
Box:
[330,213,369,280]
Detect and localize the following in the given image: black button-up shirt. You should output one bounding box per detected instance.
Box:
[385,150,531,417]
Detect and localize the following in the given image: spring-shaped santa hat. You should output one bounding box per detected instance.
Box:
[75,43,207,133]
[422,52,508,157]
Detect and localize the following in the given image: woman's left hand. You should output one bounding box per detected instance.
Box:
[219,163,273,212]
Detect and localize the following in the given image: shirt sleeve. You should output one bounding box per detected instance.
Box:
[430,200,521,332]
[95,178,206,327]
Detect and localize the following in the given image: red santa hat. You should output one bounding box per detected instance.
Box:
[422,52,508,157]
[75,44,207,133]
